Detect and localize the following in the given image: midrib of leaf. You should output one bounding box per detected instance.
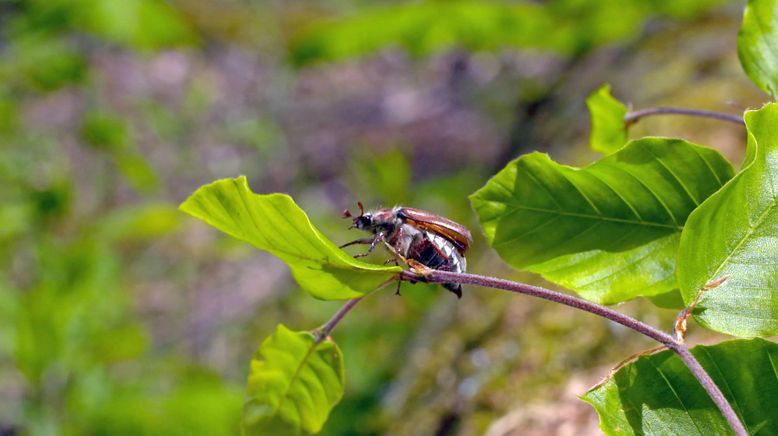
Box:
[707,198,776,285]
[274,339,320,428]
[489,204,683,236]
[493,215,563,247]
[233,185,335,265]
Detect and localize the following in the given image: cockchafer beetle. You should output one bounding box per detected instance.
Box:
[341,202,472,298]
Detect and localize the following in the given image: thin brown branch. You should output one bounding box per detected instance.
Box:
[312,277,396,344]
[399,269,747,436]
[624,107,745,126]
[313,297,364,344]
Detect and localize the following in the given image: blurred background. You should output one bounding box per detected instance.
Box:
[0,0,767,434]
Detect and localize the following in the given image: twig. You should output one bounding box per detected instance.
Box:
[399,269,747,436]
[312,278,396,344]
[313,298,364,344]
[675,275,730,343]
[624,107,744,126]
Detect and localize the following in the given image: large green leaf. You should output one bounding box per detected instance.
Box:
[738,0,778,99]
[242,325,345,435]
[587,84,628,154]
[180,176,401,300]
[583,339,778,435]
[470,138,734,304]
[678,104,778,337]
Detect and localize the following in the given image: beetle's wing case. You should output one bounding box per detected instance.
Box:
[396,207,472,254]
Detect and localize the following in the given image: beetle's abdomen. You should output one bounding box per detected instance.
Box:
[407,231,466,298]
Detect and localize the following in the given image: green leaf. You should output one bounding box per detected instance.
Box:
[677,103,778,337]
[587,84,628,154]
[470,138,734,304]
[738,0,778,99]
[179,176,400,300]
[242,325,344,435]
[582,339,778,435]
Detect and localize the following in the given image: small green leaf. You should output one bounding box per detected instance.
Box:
[678,103,778,337]
[180,177,400,300]
[242,325,345,435]
[470,138,734,304]
[738,0,778,99]
[583,339,778,435]
[587,84,628,154]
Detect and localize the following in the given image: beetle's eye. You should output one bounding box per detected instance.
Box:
[357,215,371,228]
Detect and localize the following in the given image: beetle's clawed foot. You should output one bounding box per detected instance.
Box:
[407,259,433,277]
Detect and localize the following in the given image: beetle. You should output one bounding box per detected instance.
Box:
[340,202,472,298]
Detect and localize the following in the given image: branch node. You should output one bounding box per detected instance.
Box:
[674,275,730,342]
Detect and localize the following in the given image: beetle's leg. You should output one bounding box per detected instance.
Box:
[381,227,410,264]
[339,237,375,249]
[395,280,402,296]
[407,259,433,277]
[353,233,384,258]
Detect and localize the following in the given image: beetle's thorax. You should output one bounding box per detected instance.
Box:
[356,207,403,234]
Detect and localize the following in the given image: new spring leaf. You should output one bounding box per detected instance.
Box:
[179,176,401,300]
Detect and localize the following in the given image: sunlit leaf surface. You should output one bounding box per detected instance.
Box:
[678,103,778,337]
[470,138,734,304]
[587,84,628,154]
[243,325,345,435]
[583,339,778,435]
[738,0,778,99]
[180,176,400,300]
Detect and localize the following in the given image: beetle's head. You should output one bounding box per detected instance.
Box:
[343,202,374,232]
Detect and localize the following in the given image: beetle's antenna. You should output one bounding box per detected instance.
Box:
[342,209,352,219]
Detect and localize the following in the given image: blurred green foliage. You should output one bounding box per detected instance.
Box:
[289,0,725,65]
[0,1,237,434]
[0,0,756,434]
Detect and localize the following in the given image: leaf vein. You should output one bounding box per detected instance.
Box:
[610,164,681,226]
[696,347,746,427]
[646,358,705,435]
[709,199,777,283]
[523,164,564,209]
[587,169,644,221]
[557,169,603,215]
[641,143,701,206]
